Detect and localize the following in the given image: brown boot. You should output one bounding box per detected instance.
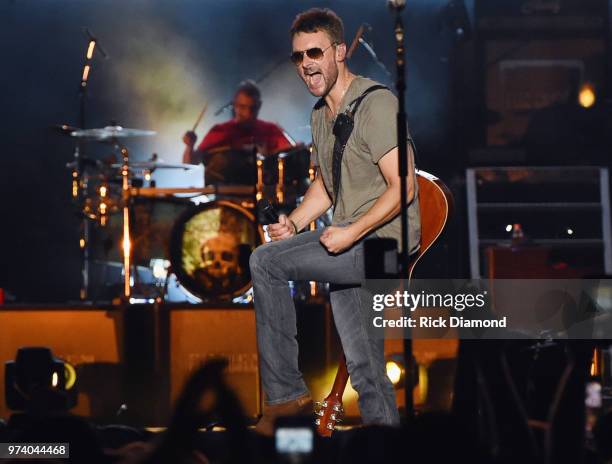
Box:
[254,394,313,436]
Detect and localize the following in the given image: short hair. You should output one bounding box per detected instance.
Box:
[290,8,344,45]
[234,79,261,106]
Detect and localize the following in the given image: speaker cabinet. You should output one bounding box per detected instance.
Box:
[169,307,260,418]
[0,307,122,421]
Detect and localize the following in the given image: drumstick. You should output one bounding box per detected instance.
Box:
[192,102,209,132]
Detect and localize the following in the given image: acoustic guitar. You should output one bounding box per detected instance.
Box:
[315,170,454,436]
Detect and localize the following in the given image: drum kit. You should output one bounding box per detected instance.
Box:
[60,124,321,303]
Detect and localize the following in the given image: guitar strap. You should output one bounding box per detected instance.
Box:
[331,84,388,208]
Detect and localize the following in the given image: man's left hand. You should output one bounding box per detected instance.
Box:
[320,226,357,254]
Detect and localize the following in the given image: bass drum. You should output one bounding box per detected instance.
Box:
[170,200,264,302]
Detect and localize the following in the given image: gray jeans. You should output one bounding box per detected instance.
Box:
[249,228,399,425]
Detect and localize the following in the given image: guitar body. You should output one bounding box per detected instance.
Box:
[315,170,454,436]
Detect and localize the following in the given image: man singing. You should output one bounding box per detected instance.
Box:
[250,8,420,435]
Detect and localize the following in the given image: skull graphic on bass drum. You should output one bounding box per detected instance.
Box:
[170,201,264,301]
[200,233,239,281]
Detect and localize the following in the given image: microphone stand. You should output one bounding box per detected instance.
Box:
[213,55,288,116]
[390,1,415,420]
[76,36,93,300]
[358,37,393,79]
[75,29,107,300]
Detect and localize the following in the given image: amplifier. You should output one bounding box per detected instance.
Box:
[0,307,122,421]
[169,307,261,418]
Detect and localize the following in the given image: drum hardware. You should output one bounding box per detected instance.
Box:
[308,163,317,231]
[129,185,256,198]
[51,124,81,136]
[256,157,264,201]
[63,123,160,301]
[276,156,285,204]
[110,161,197,171]
[118,146,133,299]
[71,125,157,141]
[239,200,256,210]
[254,145,312,208]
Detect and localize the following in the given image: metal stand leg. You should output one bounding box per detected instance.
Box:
[80,218,90,300]
[120,146,132,300]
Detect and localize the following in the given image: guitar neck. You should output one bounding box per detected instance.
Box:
[327,353,349,399]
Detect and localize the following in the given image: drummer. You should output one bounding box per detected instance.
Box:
[182,80,295,183]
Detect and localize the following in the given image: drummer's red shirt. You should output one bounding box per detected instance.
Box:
[197,119,293,154]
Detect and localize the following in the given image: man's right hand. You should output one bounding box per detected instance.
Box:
[267,214,296,241]
[183,130,197,147]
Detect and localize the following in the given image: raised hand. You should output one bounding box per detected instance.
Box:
[182,130,197,147]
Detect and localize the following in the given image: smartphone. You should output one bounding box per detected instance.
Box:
[275,416,314,459]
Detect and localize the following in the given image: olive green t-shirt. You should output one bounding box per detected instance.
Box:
[311,76,421,254]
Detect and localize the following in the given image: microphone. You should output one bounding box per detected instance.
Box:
[347,23,369,59]
[387,0,406,11]
[214,102,232,116]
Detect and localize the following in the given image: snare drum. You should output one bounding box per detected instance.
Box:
[170,200,264,301]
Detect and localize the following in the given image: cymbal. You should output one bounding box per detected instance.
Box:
[110,161,196,170]
[71,125,156,140]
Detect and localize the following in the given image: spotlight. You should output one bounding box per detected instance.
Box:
[386,353,420,391]
[86,40,96,60]
[5,347,77,412]
[386,360,404,386]
[578,82,596,109]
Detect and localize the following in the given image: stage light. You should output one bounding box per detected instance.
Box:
[505,224,513,232]
[5,347,77,412]
[578,82,596,109]
[122,234,131,256]
[386,359,404,386]
[81,64,90,82]
[79,238,85,249]
[417,364,429,404]
[150,258,170,280]
[86,40,96,60]
[129,297,157,304]
[64,362,77,390]
[567,228,574,236]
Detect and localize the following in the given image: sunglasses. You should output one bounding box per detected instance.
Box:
[290,43,337,65]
